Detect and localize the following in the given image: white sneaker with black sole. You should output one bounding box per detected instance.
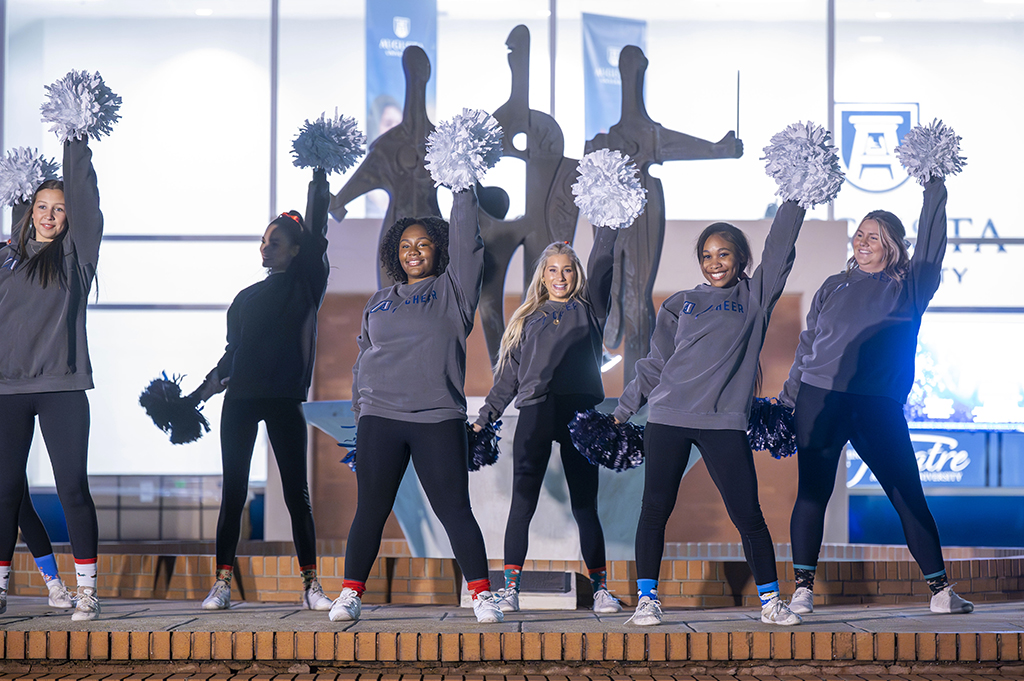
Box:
[930,585,974,614]
[789,586,814,614]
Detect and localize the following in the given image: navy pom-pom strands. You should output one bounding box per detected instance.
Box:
[747,397,797,460]
[568,410,645,472]
[138,373,210,445]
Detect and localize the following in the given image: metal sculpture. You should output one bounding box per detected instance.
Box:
[585,45,743,383]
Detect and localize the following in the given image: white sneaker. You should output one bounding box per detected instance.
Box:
[626,595,662,626]
[495,588,520,613]
[761,596,802,625]
[201,580,231,610]
[71,587,100,621]
[328,588,361,622]
[930,585,974,614]
[301,578,333,611]
[47,580,77,609]
[1,588,7,615]
[472,591,504,623]
[789,586,814,614]
[592,589,622,614]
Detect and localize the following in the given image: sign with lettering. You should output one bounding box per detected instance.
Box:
[846,430,987,487]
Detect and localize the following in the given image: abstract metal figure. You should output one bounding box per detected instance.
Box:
[478,25,581,365]
[329,46,440,285]
[585,45,743,383]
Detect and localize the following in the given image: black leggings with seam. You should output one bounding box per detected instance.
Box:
[636,423,778,586]
[18,480,56,558]
[790,383,945,576]
[345,416,489,583]
[216,397,317,568]
[0,391,98,563]
[505,394,604,570]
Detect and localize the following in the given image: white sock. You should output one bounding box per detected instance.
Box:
[0,562,10,592]
[75,559,98,590]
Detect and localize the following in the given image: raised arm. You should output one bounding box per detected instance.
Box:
[585,226,618,329]
[446,188,485,324]
[907,178,948,315]
[613,300,679,422]
[294,168,331,301]
[63,136,103,286]
[752,200,805,312]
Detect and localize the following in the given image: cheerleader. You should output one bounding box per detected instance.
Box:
[474,230,622,614]
[330,187,503,624]
[197,169,333,611]
[615,203,806,626]
[0,136,104,620]
[782,176,973,615]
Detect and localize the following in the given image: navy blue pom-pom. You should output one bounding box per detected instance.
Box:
[467,420,501,472]
[748,397,797,459]
[568,409,644,472]
[338,446,357,472]
[138,373,210,445]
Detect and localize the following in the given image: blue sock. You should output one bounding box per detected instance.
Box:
[34,554,60,583]
[757,580,780,606]
[637,578,658,599]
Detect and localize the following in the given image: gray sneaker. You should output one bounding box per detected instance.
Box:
[592,589,623,613]
[328,587,361,622]
[47,580,77,609]
[472,591,504,623]
[495,588,520,612]
[302,578,333,611]
[71,586,100,621]
[626,595,663,626]
[201,580,231,610]
[761,596,802,625]
[789,586,814,614]
[930,586,974,614]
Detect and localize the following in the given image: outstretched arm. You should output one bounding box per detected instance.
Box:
[752,200,806,313]
[586,226,618,329]
[295,168,331,301]
[63,136,103,286]
[907,178,948,315]
[447,188,485,324]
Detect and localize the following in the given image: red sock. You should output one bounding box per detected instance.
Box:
[342,579,366,596]
[467,578,491,599]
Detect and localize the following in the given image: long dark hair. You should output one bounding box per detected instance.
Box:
[695,222,754,280]
[17,179,68,289]
[379,215,450,284]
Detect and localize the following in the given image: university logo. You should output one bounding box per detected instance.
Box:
[606,46,620,67]
[393,16,411,39]
[834,102,919,193]
[369,300,394,313]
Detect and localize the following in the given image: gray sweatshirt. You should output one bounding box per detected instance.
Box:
[0,138,102,395]
[476,226,617,426]
[351,189,483,423]
[781,179,947,406]
[614,201,805,430]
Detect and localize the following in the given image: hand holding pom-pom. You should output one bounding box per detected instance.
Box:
[895,119,965,185]
[291,110,366,175]
[747,397,797,459]
[139,373,210,445]
[568,410,645,472]
[572,149,647,230]
[467,420,502,472]
[40,70,122,143]
[425,108,503,192]
[0,147,59,207]
[762,121,844,209]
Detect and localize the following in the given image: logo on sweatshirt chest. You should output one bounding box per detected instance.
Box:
[683,299,744,318]
[369,289,438,314]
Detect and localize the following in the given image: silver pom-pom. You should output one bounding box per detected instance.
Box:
[894,119,966,185]
[40,70,122,142]
[291,110,366,175]
[0,147,59,207]
[425,108,503,192]
[762,121,844,209]
[572,149,647,230]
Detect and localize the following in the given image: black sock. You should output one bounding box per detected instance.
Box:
[926,572,949,595]
[795,567,816,591]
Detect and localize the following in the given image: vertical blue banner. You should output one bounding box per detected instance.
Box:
[365,0,437,216]
[582,13,646,140]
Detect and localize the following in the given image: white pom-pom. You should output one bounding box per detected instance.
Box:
[40,70,122,142]
[762,121,844,209]
[571,149,647,229]
[895,119,965,184]
[425,108,503,192]
[0,147,59,207]
[291,110,366,175]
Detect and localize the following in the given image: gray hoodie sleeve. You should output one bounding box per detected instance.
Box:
[63,136,103,288]
[351,303,373,420]
[614,298,680,422]
[779,283,827,408]
[447,188,485,325]
[751,199,805,313]
[586,226,618,328]
[477,347,520,426]
[906,178,948,316]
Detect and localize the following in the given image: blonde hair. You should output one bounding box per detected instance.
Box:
[846,213,910,282]
[495,242,587,371]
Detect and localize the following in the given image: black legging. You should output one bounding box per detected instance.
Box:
[345,416,489,583]
[636,423,778,586]
[216,397,316,567]
[790,383,945,576]
[505,394,604,569]
[0,391,98,562]
[18,480,56,557]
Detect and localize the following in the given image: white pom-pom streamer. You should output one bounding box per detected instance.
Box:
[0,147,59,207]
[572,149,647,229]
[291,110,366,175]
[894,119,965,184]
[40,70,122,142]
[762,121,844,209]
[425,108,503,191]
